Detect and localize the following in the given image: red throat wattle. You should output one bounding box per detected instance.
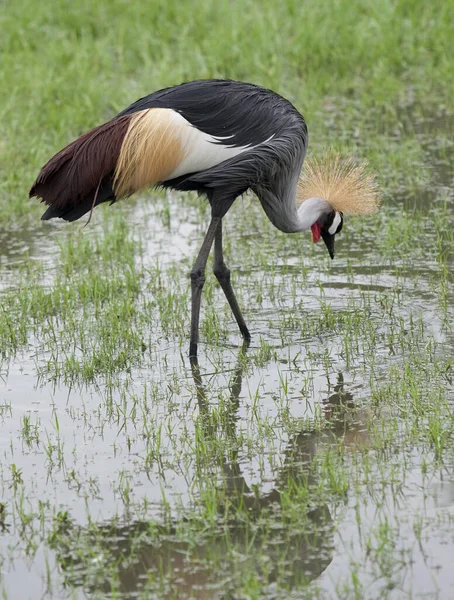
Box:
[311,222,321,243]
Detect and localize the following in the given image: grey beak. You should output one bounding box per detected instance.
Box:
[321,230,335,260]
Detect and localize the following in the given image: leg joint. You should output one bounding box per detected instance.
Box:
[213,262,230,282]
[190,267,206,288]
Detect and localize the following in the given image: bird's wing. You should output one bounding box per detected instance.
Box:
[113,107,264,196]
[30,80,306,221]
[116,80,307,194]
[30,105,262,214]
[116,79,285,149]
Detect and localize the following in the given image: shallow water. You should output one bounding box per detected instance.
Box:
[0,113,453,599]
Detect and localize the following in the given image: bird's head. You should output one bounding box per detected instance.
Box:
[310,208,343,260]
[297,154,381,260]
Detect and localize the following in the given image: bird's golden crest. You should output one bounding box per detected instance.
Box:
[297,154,381,215]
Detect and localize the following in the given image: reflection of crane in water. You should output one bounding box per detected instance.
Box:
[52,347,369,599]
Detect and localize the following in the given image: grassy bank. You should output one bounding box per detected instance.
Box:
[0,0,452,221]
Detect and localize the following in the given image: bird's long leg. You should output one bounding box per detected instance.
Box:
[189,216,221,357]
[213,220,251,342]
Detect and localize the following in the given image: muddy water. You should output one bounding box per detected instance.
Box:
[0,115,453,599]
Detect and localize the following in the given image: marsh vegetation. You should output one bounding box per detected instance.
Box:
[0,1,453,598]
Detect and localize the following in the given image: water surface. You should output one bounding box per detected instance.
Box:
[0,112,453,599]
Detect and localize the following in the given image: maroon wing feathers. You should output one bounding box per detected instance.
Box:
[29,116,131,210]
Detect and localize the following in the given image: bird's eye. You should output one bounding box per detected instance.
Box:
[327,211,343,235]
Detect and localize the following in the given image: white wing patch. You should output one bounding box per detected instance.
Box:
[167,111,257,179]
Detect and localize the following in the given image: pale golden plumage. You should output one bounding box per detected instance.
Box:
[114,108,185,197]
[297,153,381,216]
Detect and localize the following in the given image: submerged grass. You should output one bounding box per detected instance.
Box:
[0,0,453,598]
[0,180,452,597]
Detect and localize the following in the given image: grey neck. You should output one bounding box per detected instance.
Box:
[257,184,331,234]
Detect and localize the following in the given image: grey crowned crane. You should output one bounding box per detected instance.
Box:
[30,79,380,357]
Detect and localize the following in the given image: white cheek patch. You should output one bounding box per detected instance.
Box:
[328,212,342,235]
